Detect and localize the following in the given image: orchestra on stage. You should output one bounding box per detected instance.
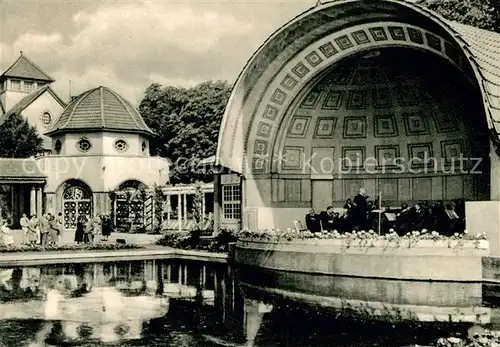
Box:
[305,188,465,236]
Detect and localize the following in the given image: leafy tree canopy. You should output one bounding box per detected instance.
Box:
[418,0,499,32]
[0,113,44,157]
[138,81,231,184]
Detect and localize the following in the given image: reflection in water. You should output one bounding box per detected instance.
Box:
[243,299,273,347]
[0,260,496,346]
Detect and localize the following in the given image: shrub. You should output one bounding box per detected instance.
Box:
[155,228,238,252]
[155,231,191,248]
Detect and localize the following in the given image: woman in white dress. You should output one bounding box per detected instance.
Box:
[0,220,15,246]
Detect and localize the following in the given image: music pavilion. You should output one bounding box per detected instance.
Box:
[213,1,500,252]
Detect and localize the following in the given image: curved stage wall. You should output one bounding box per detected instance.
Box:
[235,239,490,325]
[235,239,489,282]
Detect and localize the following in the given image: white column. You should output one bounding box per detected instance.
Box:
[19,185,25,216]
[183,193,187,222]
[92,193,97,216]
[166,264,171,283]
[10,185,17,225]
[202,192,206,221]
[151,192,156,229]
[166,194,171,225]
[202,265,206,288]
[113,198,117,225]
[30,186,36,216]
[36,187,43,217]
[490,146,500,200]
[213,175,221,234]
[177,193,182,232]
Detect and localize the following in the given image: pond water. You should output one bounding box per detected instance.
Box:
[0,259,499,347]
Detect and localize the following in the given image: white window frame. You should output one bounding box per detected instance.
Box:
[22,81,34,92]
[10,80,21,91]
[222,184,241,220]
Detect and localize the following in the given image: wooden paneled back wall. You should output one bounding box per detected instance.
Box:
[270,175,489,210]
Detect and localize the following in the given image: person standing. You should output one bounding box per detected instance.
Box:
[57,212,63,244]
[84,217,94,243]
[28,215,39,244]
[353,188,369,230]
[20,213,29,244]
[92,215,102,241]
[39,214,51,246]
[48,215,59,246]
[102,215,112,241]
[75,216,85,244]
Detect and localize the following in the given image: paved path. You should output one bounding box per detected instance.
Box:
[8,229,162,246]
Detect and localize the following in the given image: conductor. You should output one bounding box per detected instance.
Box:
[353,188,369,230]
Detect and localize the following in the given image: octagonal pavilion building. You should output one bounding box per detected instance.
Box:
[36,86,169,230]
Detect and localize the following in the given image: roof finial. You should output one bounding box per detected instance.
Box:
[316,0,322,6]
[20,50,23,56]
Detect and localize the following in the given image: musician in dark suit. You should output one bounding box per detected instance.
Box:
[305,209,321,233]
[395,203,411,235]
[344,199,354,213]
[353,188,369,230]
[411,203,426,231]
[320,206,336,231]
[337,207,352,232]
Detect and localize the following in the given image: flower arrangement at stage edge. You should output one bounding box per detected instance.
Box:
[237,228,488,249]
[435,330,500,347]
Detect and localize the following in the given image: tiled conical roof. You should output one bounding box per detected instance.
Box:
[1,52,55,82]
[45,86,154,137]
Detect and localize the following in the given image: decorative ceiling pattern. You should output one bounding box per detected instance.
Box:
[274,51,487,176]
[248,22,463,174]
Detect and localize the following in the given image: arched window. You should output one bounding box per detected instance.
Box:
[63,186,92,200]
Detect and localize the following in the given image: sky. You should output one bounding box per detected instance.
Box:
[0,0,316,106]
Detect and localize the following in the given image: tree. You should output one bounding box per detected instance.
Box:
[139,81,232,184]
[419,0,499,32]
[0,112,44,157]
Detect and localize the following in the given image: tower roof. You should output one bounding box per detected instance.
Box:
[1,52,55,82]
[45,86,155,137]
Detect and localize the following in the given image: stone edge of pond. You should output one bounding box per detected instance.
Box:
[0,245,229,265]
